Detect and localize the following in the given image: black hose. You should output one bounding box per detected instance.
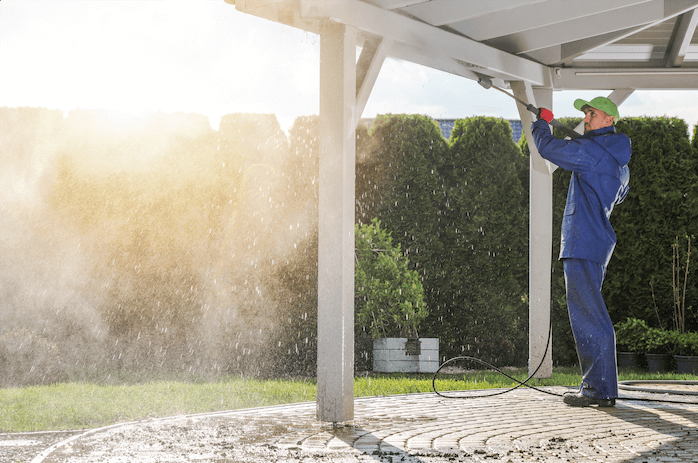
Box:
[431,332,698,404]
[619,380,698,396]
[431,314,558,400]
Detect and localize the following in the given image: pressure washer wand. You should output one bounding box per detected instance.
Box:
[477,77,581,140]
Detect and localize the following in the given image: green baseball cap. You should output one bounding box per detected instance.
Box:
[574,97,620,120]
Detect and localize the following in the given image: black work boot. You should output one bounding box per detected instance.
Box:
[563,391,615,407]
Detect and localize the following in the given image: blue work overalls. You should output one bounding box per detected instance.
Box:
[532,119,631,400]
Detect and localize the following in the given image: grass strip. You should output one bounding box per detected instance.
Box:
[1,367,694,432]
[0,377,316,432]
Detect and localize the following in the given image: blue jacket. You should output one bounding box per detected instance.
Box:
[531,119,631,267]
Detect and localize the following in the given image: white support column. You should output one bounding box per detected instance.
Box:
[510,81,554,379]
[317,19,356,423]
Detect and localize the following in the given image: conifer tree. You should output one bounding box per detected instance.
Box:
[608,117,698,330]
[434,117,528,365]
[366,114,449,293]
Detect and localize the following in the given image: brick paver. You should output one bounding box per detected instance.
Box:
[7,386,698,462]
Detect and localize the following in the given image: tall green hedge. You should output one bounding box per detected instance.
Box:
[365,115,529,365]
[434,117,528,365]
[267,115,320,376]
[364,114,450,289]
[608,117,698,330]
[8,104,697,381]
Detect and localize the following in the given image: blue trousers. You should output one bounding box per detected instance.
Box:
[563,258,618,399]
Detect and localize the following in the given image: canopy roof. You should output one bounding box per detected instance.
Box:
[231,0,698,91]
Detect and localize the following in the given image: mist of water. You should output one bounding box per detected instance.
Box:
[0,108,320,386]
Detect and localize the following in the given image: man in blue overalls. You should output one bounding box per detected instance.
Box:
[531,97,631,407]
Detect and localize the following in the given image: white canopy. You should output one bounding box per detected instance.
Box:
[232,0,698,89]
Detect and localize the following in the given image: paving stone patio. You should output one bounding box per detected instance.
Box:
[3,385,698,462]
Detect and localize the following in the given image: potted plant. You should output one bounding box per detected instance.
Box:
[614,317,647,369]
[670,330,698,374]
[642,236,694,373]
[642,327,674,372]
[355,219,437,373]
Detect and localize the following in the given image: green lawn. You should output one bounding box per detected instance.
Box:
[1,367,695,432]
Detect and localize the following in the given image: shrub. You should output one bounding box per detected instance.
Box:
[361,116,530,366]
[355,219,427,339]
[671,330,698,356]
[614,317,649,352]
[642,327,673,354]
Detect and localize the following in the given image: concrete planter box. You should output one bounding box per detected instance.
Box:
[372,338,439,373]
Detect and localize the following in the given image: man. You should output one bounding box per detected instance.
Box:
[531,97,631,407]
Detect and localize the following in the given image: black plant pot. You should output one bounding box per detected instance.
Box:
[674,355,698,374]
[646,353,673,373]
[617,351,641,369]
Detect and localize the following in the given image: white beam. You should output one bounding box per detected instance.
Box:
[607,88,636,108]
[562,26,647,65]
[525,26,644,64]
[388,41,511,84]
[511,81,554,380]
[554,68,698,89]
[666,8,698,66]
[399,0,547,27]
[487,0,665,54]
[300,0,548,85]
[513,84,553,175]
[664,0,698,16]
[355,36,392,126]
[234,0,318,33]
[503,1,698,63]
[317,19,356,423]
[361,0,426,9]
[450,0,652,42]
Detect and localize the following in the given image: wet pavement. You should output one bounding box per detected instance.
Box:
[3,384,698,462]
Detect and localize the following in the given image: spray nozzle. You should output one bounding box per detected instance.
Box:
[476,76,493,90]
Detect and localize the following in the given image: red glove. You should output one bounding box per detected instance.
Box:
[538,108,554,123]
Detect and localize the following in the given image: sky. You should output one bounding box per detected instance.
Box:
[1,0,697,136]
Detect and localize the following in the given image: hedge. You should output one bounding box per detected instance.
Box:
[364,115,529,365]
[606,117,698,332]
[5,105,698,381]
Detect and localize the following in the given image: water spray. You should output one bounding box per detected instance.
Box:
[476,76,581,140]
